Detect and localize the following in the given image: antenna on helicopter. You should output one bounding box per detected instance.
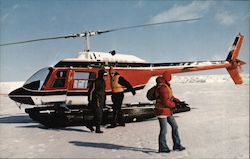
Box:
[0,17,201,51]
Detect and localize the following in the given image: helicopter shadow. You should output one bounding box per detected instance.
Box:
[16,124,90,133]
[48,127,90,133]
[0,115,90,132]
[69,141,157,154]
[0,115,35,124]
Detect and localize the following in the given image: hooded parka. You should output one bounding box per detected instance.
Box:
[154,77,176,116]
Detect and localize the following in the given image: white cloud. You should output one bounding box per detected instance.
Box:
[215,11,237,26]
[1,13,10,22]
[12,4,19,10]
[1,4,19,22]
[149,1,213,23]
[135,0,143,8]
[50,16,57,22]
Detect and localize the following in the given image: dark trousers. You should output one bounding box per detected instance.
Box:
[89,98,104,130]
[94,105,103,127]
[158,116,181,151]
[111,92,124,125]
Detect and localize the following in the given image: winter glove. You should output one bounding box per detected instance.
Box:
[173,97,181,103]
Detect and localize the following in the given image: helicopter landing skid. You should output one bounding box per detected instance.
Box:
[25,102,190,128]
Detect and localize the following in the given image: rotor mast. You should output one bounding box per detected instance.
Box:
[75,31,98,52]
[85,34,90,52]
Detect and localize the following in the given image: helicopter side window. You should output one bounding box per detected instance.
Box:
[52,70,67,88]
[73,72,96,89]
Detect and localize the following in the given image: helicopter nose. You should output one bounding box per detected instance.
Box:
[8,87,35,105]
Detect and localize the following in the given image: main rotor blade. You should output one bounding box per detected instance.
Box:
[0,35,77,46]
[97,17,202,34]
[0,17,201,46]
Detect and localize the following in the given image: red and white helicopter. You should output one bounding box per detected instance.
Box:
[1,18,246,127]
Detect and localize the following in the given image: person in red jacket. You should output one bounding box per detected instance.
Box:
[154,72,185,153]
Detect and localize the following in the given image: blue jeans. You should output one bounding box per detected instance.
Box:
[158,116,181,151]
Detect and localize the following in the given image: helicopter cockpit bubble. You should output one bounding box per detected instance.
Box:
[23,67,52,90]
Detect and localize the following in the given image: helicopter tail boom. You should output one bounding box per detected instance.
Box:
[149,33,246,84]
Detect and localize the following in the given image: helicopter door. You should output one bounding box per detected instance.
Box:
[66,70,96,105]
[41,69,69,104]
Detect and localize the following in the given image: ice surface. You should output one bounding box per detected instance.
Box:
[0,74,249,158]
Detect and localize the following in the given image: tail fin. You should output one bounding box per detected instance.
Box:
[226,33,246,84]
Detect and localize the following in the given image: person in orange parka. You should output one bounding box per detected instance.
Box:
[154,72,185,153]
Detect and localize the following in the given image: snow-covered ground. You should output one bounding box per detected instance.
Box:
[0,74,249,158]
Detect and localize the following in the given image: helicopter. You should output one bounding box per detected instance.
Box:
[1,18,245,128]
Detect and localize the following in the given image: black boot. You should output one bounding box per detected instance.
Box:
[159,149,171,153]
[118,123,125,127]
[107,111,118,128]
[173,145,185,151]
[86,125,94,132]
[107,123,117,128]
[85,121,94,132]
[95,125,103,133]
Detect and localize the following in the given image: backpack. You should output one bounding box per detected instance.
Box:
[146,86,158,101]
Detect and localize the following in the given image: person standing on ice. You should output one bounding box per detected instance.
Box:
[154,72,185,153]
[88,69,107,133]
[107,66,136,128]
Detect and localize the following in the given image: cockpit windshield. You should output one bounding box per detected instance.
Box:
[23,67,51,90]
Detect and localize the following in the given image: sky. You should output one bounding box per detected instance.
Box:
[0,0,249,82]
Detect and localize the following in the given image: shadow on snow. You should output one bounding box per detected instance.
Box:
[16,124,90,132]
[69,141,157,154]
[0,115,91,132]
[0,115,34,124]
